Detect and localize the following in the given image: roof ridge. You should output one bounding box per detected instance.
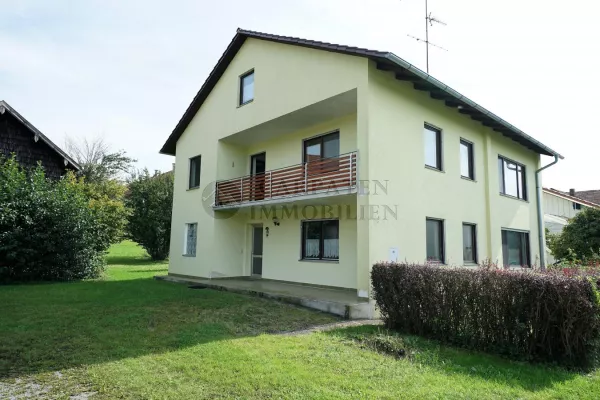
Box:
[160,28,562,159]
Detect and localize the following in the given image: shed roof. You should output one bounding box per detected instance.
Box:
[160,28,563,159]
[0,100,81,170]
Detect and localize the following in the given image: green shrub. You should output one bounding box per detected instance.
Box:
[371,262,600,368]
[549,207,600,262]
[83,179,129,246]
[0,156,107,282]
[126,169,173,260]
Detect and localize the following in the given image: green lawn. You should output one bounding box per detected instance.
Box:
[2,241,600,399]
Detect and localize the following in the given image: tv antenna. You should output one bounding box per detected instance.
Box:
[407,0,448,73]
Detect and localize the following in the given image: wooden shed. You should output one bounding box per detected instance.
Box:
[0,100,80,179]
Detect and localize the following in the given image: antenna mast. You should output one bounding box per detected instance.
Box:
[407,0,447,73]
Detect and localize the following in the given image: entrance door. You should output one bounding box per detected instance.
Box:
[250,153,266,200]
[251,225,263,276]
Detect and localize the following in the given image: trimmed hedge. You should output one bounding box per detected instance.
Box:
[371,263,600,368]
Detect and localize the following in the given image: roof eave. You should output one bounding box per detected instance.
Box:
[384,54,563,159]
[159,29,563,161]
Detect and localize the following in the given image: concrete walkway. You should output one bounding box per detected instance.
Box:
[155,275,374,319]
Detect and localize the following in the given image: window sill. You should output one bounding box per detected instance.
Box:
[182,254,196,257]
[461,176,476,182]
[425,165,444,173]
[187,186,201,191]
[499,193,529,203]
[299,259,339,264]
[237,99,254,108]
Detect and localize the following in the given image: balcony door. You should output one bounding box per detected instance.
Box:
[303,131,340,164]
[250,152,266,201]
[303,132,340,191]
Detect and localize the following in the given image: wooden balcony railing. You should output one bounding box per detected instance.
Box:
[215,151,357,207]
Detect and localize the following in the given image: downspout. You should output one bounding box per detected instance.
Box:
[536,155,560,271]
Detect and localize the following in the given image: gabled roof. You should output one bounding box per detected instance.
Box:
[543,187,600,208]
[160,28,563,159]
[572,190,600,205]
[0,100,81,170]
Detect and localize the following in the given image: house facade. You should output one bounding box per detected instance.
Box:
[0,101,79,178]
[160,29,562,299]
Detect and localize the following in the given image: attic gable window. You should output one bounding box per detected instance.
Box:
[239,70,254,105]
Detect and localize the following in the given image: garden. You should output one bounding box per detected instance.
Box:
[3,155,600,398]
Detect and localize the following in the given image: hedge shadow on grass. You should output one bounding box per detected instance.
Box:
[0,277,336,378]
[325,325,580,392]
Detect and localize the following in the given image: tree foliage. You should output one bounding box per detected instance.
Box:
[83,180,130,246]
[0,156,109,282]
[126,169,174,261]
[65,137,136,184]
[549,207,600,262]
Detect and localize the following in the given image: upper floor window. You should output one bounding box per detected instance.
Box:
[303,131,340,163]
[501,229,530,267]
[424,124,442,170]
[239,70,254,105]
[426,218,444,263]
[573,202,582,210]
[189,155,201,189]
[498,156,526,200]
[460,139,474,180]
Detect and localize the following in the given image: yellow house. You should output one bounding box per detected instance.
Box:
[159,29,562,309]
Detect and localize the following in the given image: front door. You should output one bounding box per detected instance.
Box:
[251,225,263,276]
[250,153,266,200]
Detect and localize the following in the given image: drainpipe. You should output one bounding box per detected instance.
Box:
[536,155,560,271]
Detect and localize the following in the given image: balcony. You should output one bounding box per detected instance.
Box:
[214,151,357,208]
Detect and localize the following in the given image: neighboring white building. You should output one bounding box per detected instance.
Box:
[543,188,599,234]
[542,188,599,264]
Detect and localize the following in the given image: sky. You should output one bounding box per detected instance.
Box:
[1,0,598,190]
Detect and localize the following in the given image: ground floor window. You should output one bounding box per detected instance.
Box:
[462,223,477,264]
[426,218,444,263]
[501,229,530,267]
[184,223,197,256]
[301,220,339,260]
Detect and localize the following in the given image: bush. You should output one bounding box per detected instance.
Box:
[126,169,173,260]
[549,207,600,262]
[83,180,129,246]
[371,262,600,368]
[0,156,107,282]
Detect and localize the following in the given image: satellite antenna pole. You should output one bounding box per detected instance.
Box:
[425,0,429,72]
[407,0,447,73]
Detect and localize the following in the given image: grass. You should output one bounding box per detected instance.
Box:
[1,241,600,398]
